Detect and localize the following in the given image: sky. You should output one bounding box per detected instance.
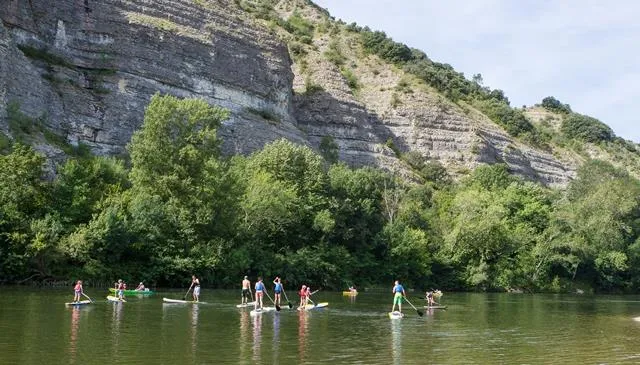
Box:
[314,0,640,142]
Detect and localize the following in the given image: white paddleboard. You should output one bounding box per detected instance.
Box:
[250,307,277,315]
[423,305,447,309]
[65,300,91,306]
[107,295,126,302]
[236,301,256,308]
[298,302,329,311]
[162,297,204,304]
[388,311,404,319]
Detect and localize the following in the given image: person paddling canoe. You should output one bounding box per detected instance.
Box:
[273,277,283,307]
[254,277,266,310]
[391,280,406,314]
[242,276,253,305]
[191,275,201,302]
[136,282,145,291]
[73,280,83,303]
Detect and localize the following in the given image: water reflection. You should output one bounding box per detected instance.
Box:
[190,304,199,357]
[69,307,81,364]
[252,312,262,362]
[239,311,250,364]
[298,310,308,363]
[272,313,280,363]
[110,300,123,362]
[391,319,402,365]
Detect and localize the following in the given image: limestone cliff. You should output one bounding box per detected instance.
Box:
[0,0,580,186]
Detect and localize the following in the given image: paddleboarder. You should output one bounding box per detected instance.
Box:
[116,279,126,300]
[73,280,83,303]
[391,280,406,314]
[191,275,201,302]
[242,276,252,305]
[273,277,283,307]
[298,285,307,309]
[254,277,266,310]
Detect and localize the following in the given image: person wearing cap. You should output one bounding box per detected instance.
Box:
[116,279,126,300]
[135,282,145,291]
[298,285,307,309]
[241,276,252,305]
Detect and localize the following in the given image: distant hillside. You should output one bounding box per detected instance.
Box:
[1,0,638,185]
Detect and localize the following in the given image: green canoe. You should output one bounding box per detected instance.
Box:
[108,288,154,295]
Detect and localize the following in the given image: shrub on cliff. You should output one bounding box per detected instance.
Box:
[561,113,614,143]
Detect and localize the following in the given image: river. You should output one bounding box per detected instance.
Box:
[0,287,639,364]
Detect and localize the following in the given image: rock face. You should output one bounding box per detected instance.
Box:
[0,0,575,186]
[0,0,306,156]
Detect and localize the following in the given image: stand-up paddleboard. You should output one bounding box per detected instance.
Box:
[423,305,447,309]
[388,311,404,319]
[236,301,257,308]
[342,291,358,296]
[107,295,126,302]
[65,300,91,306]
[162,298,205,304]
[109,288,154,295]
[250,307,277,316]
[634,316,640,322]
[298,302,329,311]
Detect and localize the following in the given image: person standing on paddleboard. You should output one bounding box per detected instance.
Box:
[391,280,406,314]
[242,276,252,305]
[191,275,201,302]
[254,277,266,310]
[116,279,126,301]
[273,277,283,307]
[298,285,307,309]
[73,280,83,303]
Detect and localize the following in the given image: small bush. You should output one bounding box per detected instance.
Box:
[17,45,71,67]
[304,78,324,95]
[341,68,359,92]
[248,108,280,124]
[541,96,572,114]
[390,93,402,108]
[324,40,345,67]
[319,136,339,164]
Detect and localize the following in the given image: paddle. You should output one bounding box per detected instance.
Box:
[184,283,194,301]
[281,288,293,309]
[263,290,280,311]
[81,292,94,303]
[403,297,424,317]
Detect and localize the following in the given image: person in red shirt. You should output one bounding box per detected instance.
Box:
[73,280,83,303]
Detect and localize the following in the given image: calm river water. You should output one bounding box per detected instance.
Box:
[1,287,639,364]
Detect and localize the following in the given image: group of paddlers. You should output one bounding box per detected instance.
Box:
[242,276,316,310]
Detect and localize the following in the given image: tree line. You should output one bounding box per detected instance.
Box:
[1,95,640,293]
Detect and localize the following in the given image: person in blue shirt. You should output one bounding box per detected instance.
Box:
[254,277,265,310]
[273,277,283,307]
[391,280,406,314]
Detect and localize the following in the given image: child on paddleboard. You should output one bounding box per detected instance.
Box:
[298,285,307,309]
[116,279,125,300]
[73,280,83,303]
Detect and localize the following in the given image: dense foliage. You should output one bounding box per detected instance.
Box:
[2,95,640,293]
[561,113,614,143]
[541,96,572,114]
